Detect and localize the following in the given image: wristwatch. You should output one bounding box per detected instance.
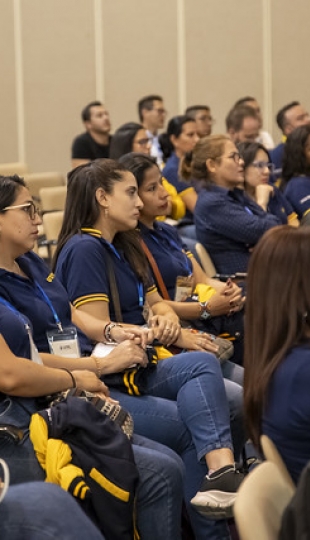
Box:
[199,301,212,320]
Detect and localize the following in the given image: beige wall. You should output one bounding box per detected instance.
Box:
[1,0,310,174]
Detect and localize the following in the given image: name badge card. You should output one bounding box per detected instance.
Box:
[46,326,80,358]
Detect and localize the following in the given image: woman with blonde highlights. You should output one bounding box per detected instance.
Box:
[244,226,310,484]
[183,135,281,274]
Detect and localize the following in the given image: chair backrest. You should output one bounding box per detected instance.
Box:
[195,242,216,277]
[260,435,296,490]
[0,162,28,176]
[39,186,67,213]
[234,461,295,540]
[42,211,64,261]
[24,172,65,200]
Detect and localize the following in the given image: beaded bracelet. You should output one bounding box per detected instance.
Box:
[61,368,76,388]
[103,322,122,344]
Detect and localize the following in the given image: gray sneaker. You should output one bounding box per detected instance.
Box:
[190,464,244,520]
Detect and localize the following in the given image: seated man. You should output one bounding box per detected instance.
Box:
[185,105,214,138]
[138,94,167,167]
[270,101,310,182]
[233,96,274,149]
[71,101,112,169]
[226,105,260,144]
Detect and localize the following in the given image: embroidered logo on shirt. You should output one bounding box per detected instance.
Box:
[46,273,55,282]
[300,195,310,204]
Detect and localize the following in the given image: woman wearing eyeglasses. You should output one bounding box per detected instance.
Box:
[182,135,282,275]
[109,122,186,222]
[237,141,299,227]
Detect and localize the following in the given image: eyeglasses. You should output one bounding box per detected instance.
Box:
[225,152,242,163]
[136,137,152,147]
[153,108,167,115]
[197,114,215,124]
[251,161,275,172]
[2,201,40,220]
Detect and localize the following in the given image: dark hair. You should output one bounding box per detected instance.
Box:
[53,159,149,282]
[281,124,310,187]
[276,101,300,132]
[244,225,310,449]
[233,96,256,108]
[185,105,210,119]
[109,122,143,160]
[137,95,163,122]
[119,153,157,189]
[181,134,229,184]
[159,115,195,161]
[226,105,257,132]
[81,101,103,122]
[0,175,26,212]
[237,141,270,170]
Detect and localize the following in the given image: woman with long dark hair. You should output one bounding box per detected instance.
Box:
[53,158,245,539]
[281,124,310,225]
[244,226,310,484]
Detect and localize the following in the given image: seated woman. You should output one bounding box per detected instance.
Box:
[182,134,281,274]
[281,124,310,225]
[244,226,310,485]
[109,121,186,221]
[0,172,243,539]
[119,152,245,365]
[161,115,199,240]
[237,141,299,226]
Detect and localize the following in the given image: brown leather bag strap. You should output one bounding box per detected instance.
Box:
[140,238,170,300]
[105,251,123,323]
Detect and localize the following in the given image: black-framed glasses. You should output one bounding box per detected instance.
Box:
[225,152,242,163]
[2,201,40,220]
[251,161,275,173]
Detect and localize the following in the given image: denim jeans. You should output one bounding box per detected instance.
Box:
[0,482,105,540]
[110,351,236,540]
[0,398,184,540]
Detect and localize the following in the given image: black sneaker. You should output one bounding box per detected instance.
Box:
[190,464,244,520]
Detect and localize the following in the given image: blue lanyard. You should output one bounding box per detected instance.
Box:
[34,282,63,332]
[244,206,254,215]
[0,296,31,331]
[138,282,144,307]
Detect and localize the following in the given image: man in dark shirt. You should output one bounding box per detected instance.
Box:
[71,101,112,168]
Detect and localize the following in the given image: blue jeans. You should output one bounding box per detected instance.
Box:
[0,482,105,540]
[0,398,184,540]
[110,351,237,540]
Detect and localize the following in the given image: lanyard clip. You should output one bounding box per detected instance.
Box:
[57,322,63,333]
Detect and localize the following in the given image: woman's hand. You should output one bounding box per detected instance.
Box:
[100,340,148,374]
[71,370,109,394]
[255,184,274,211]
[148,315,181,346]
[208,279,245,316]
[110,324,154,349]
[174,328,220,354]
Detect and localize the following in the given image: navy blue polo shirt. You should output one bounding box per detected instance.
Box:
[284,175,310,220]
[267,186,296,224]
[0,303,31,359]
[194,185,281,274]
[55,229,156,326]
[139,221,193,299]
[0,251,92,355]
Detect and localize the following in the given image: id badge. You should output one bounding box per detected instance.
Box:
[46,326,80,358]
[174,275,194,302]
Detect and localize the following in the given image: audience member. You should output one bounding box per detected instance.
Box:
[237,141,299,226]
[161,115,199,240]
[233,96,274,148]
[53,158,246,538]
[138,95,167,166]
[185,105,214,137]
[0,481,106,540]
[270,101,310,181]
[244,226,310,485]
[281,125,310,225]
[181,135,281,274]
[120,152,246,365]
[226,106,260,144]
[71,101,112,169]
